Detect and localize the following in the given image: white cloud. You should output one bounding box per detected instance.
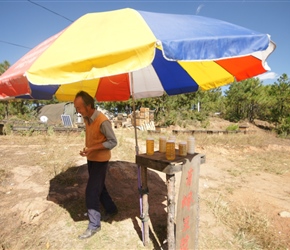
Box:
[196,4,204,15]
[257,72,278,81]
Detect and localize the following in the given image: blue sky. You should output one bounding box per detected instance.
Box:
[0,0,289,85]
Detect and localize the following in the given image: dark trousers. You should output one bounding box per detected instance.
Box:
[86,160,117,214]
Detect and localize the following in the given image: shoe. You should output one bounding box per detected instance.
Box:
[78,227,101,239]
[102,209,118,222]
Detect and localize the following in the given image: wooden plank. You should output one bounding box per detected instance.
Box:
[166,174,176,250]
[136,151,205,174]
[53,127,83,133]
[176,155,201,250]
[0,123,4,135]
[172,130,194,135]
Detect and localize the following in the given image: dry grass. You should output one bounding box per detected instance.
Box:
[203,194,286,249]
[0,121,289,250]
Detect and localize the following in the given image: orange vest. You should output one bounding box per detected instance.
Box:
[85,112,111,162]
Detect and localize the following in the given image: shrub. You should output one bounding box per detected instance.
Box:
[226,124,239,131]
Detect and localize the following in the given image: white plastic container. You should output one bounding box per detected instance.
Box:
[187,136,195,154]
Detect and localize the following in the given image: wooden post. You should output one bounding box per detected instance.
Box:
[166,174,176,250]
[141,166,149,246]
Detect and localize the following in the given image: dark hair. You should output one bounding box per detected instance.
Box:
[75,91,95,109]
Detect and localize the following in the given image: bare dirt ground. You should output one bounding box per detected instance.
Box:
[0,118,289,250]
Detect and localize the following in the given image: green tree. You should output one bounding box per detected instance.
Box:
[224,78,265,122]
[0,61,11,119]
[137,88,223,126]
[269,73,290,123]
[253,84,273,121]
[194,88,224,114]
[0,60,10,73]
[269,74,290,135]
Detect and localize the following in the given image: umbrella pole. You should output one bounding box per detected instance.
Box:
[130,72,139,155]
[131,73,146,245]
[132,98,139,155]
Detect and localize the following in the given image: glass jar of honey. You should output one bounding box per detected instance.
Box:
[159,136,167,153]
[146,138,154,155]
[179,141,187,156]
[166,140,175,161]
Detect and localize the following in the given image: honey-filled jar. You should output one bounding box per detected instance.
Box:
[146,138,154,155]
[166,140,175,161]
[179,141,187,156]
[159,136,167,153]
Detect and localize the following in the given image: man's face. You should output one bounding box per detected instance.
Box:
[74,97,90,117]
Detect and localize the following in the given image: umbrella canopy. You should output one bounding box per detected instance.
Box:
[0,8,275,101]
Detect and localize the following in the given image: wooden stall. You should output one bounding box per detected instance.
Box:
[136,151,205,250]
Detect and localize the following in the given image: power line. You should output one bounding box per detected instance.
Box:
[0,1,73,50]
[0,40,32,49]
[27,0,74,23]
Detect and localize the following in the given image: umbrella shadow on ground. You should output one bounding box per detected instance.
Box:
[47,160,168,249]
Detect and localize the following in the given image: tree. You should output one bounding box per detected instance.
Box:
[0,61,11,119]
[269,74,290,135]
[135,88,224,126]
[224,78,265,122]
[0,60,10,74]
[269,73,290,122]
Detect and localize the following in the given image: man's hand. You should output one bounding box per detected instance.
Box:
[80,147,88,157]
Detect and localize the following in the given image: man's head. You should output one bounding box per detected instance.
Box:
[74,91,95,118]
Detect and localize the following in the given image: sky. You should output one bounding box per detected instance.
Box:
[0,0,289,85]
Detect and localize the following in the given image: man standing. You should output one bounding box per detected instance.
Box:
[74,91,118,239]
